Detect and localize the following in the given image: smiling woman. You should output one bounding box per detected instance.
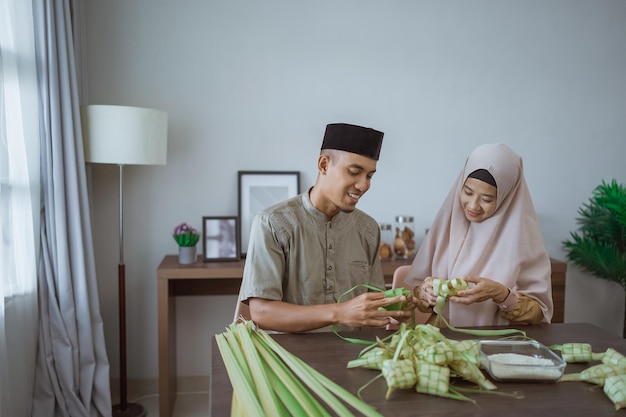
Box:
[404,143,554,328]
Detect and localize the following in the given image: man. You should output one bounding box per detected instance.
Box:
[238,123,412,332]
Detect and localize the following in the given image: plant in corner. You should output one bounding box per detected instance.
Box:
[562,179,626,338]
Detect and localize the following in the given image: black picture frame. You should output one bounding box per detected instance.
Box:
[202,216,240,262]
[237,171,300,257]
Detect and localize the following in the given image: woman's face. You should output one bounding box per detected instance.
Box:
[460,177,498,222]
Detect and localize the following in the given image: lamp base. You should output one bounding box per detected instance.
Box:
[113,403,147,417]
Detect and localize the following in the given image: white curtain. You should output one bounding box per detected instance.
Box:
[31,0,112,416]
[1,0,112,416]
[0,0,41,416]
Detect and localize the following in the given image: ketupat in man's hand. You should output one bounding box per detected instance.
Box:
[381,288,413,311]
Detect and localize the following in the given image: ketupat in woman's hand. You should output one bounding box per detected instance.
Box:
[449,275,509,304]
[415,276,439,307]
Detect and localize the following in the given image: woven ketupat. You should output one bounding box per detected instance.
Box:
[604,374,626,410]
[416,362,450,396]
[382,359,417,398]
[561,363,624,385]
[554,343,604,363]
[417,342,455,365]
[602,348,626,368]
[346,347,391,370]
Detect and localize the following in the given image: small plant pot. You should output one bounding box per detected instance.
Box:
[178,246,197,265]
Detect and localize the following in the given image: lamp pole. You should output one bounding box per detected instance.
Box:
[113,164,145,417]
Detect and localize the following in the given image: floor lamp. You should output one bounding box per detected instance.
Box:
[81,105,168,417]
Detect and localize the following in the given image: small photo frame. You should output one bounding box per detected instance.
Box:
[238,171,300,257]
[202,216,240,262]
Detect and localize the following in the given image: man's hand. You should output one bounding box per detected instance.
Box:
[337,292,413,328]
[248,292,413,333]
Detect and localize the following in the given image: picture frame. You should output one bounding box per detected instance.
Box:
[202,216,240,262]
[238,171,300,257]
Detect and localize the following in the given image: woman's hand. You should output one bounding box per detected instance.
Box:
[449,275,509,304]
[414,276,438,307]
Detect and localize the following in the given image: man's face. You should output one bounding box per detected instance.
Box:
[317,150,377,218]
[459,177,498,222]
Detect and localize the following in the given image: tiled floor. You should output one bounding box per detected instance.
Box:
[127,392,210,417]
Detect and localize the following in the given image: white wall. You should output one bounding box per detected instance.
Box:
[83,1,626,383]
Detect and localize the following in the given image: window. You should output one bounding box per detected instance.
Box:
[0,22,38,301]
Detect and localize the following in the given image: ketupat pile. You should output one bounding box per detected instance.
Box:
[347,323,501,403]
[342,282,524,403]
[351,283,626,410]
[552,342,626,410]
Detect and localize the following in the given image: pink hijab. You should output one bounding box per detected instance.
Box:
[405,143,553,326]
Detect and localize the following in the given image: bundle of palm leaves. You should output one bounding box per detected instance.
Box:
[563,179,626,337]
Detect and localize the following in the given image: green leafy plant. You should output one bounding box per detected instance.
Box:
[173,222,200,247]
[562,179,626,337]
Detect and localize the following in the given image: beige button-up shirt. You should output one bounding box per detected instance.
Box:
[239,191,385,327]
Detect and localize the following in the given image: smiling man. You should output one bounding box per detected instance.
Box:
[237,123,413,333]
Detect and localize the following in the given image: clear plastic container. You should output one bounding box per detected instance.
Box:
[394,215,416,258]
[378,223,393,260]
[479,340,566,382]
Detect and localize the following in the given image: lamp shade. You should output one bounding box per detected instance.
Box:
[81,104,168,165]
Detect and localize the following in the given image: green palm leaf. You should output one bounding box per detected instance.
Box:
[562,179,626,291]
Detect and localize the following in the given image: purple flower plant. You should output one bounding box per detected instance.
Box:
[173,222,200,247]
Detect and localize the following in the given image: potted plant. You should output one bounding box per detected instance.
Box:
[562,179,626,337]
[173,222,200,264]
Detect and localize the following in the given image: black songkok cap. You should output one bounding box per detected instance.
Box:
[321,123,384,161]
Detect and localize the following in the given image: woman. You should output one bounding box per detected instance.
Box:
[405,143,553,326]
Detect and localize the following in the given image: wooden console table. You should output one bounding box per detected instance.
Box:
[157,255,566,417]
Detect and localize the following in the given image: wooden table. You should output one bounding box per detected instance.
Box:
[210,323,626,416]
[157,255,566,417]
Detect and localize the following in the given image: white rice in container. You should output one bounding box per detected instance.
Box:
[487,353,562,380]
